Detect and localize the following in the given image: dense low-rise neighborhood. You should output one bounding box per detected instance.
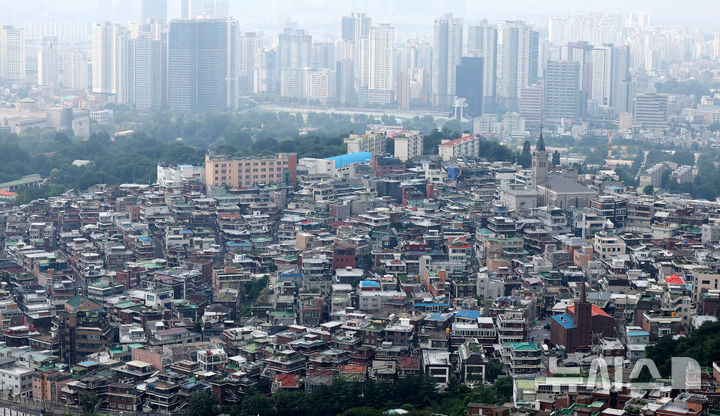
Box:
[0,126,720,415]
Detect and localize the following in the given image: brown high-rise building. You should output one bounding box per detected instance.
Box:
[574,284,593,349]
[52,296,115,365]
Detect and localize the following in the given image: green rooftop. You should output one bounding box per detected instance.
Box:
[504,342,540,351]
[515,378,536,390]
[242,343,262,353]
[269,311,294,317]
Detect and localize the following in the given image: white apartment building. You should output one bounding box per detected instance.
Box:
[0,359,33,397]
[92,22,124,94]
[368,24,394,92]
[157,164,206,186]
[345,131,386,154]
[392,130,423,162]
[358,290,406,312]
[438,134,480,161]
[63,50,88,89]
[0,26,26,80]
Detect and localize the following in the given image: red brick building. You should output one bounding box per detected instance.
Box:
[332,243,356,270]
[371,154,406,177]
[551,287,613,352]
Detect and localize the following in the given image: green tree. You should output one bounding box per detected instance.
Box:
[188,391,218,416]
[442,119,462,135]
[645,320,720,377]
[75,170,100,191]
[80,391,99,414]
[493,376,513,402]
[517,141,531,168]
[631,152,644,174]
[192,321,202,333]
[241,393,273,416]
[552,150,561,167]
[643,185,654,195]
[341,407,385,416]
[484,359,505,382]
[671,150,695,166]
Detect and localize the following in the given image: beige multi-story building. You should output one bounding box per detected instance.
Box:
[392,130,424,162]
[438,134,480,161]
[694,273,720,304]
[205,153,297,188]
[212,267,253,293]
[593,232,626,260]
[344,131,386,154]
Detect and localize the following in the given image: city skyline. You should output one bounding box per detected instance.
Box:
[0,0,718,32]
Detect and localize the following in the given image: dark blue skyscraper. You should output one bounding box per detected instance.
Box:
[455,57,484,117]
[168,18,236,111]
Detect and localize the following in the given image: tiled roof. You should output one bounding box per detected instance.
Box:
[567,304,612,318]
[438,134,476,147]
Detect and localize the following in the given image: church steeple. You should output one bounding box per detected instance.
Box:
[531,129,548,189]
[537,128,546,151]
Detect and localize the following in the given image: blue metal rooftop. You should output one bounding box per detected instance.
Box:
[455,310,483,320]
[327,152,372,168]
[551,313,576,329]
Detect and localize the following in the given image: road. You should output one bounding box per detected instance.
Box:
[256,104,451,120]
[527,317,551,345]
[0,404,40,416]
[527,317,552,372]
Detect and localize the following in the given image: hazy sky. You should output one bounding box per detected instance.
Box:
[0,0,717,33]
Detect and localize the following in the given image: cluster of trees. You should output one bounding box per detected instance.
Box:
[645,320,720,377]
[187,376,513,416]
[9,130,205,204]
[404,115,438,134]
[655,79,710,101]
[117,109,380,149]
[3,109,392,203]
[423,126,515,163]
[238,275,269,317]
[661,153,720,200]
[14,104,720,205]
[213,133,348,159]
